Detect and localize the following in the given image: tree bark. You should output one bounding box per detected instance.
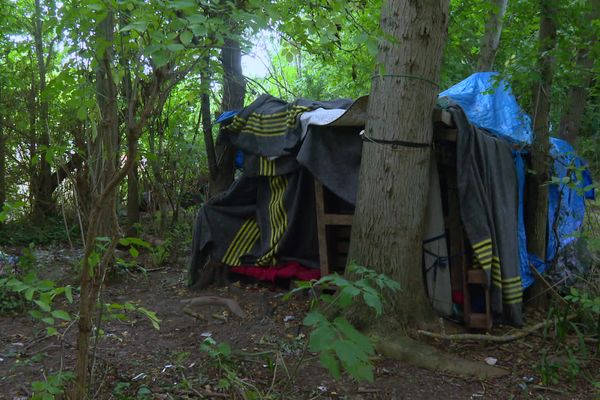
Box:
[348,0,449,329]
[209,38,245,198]
[477,0,508,71]
[557,0,599,146]
[32,0,55,217]
[525,0,558,308]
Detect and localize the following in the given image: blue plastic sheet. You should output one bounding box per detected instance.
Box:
[439,72,533,145]
[546,137,592,262]
[216,110,240,124]
[513,151,533,288]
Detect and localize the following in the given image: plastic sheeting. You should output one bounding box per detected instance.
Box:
[546,137,594,263]
[439,72,533,145]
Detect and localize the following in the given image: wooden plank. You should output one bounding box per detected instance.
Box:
[323,214,354,226]
[433,108,455,127]
[467,269,487,285]
[314,180,330,277]
[467,313,491,330]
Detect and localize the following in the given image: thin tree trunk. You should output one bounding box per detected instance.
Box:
[526,0,558,308]
[127,161,140,234]
[72,11,120,399]
[557,0,599,146]
[209,38,245,198]
[0,80,5,215]
[200,58,217,182]
[348,0,449,328]
[32,0,55,217]
[477,0,508,71]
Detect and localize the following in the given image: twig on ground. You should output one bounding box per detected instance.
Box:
[417,315,576,343]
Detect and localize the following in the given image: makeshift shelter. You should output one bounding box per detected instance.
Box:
[190,72,594,329]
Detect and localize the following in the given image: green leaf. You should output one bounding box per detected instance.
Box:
[34,300,51,312]
[87,3,105,11]
[319,351,341,379]
[308,324,336,352]
[25,288,35,301]
[303,311,327,326]
[120,20,148,33]
[362,289,382,316]
[170,0,197,9]
[180,30,193,46]
[46,326,58,336]
[167,43,185,52]
[129,246,139,258]
[42,317,55,325]
[152,50,170,68]
[337,285,360,307]
[51,310,71,321]
[333,317,374,355]
[29,310,43,320]
[64,286,73,303]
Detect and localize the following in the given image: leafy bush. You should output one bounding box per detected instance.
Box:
[286,262,400,382]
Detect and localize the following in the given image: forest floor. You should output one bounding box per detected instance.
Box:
[0,244,599,400]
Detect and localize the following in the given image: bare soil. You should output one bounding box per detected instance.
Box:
[0,247,598,399]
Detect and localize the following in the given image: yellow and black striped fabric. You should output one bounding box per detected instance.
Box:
[221,218,261,266]
[472,240,524,306]
[256,176,289,266]
[223,94,353,158]
[229,105,310,138]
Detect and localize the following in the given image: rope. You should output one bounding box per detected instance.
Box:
[371,73,440,88]
[361,130,431,150]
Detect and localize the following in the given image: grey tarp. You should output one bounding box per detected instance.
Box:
[449,103,523,327]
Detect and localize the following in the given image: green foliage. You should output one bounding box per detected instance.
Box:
[31,371,74,400]
[536,294,600,391]
[0,216,80,246]
[200,337,264,396]
[104,301,161,330]
[1,271,74,335]
[287,263,400,382]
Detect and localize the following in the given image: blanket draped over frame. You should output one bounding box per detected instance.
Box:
[449,104,523,326]
[189,95,361,286]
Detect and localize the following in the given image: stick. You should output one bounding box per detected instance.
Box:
[181,296,246,318]
[418,315,576,342]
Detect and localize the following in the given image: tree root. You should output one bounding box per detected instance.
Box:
[374,336,509,379]
[417,314,576,343]
[181,296,246,318]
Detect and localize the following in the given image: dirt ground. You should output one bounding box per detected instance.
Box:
[0,246,598,399]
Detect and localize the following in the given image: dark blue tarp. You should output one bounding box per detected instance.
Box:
[440,73,594,288]
[439,72,533,146]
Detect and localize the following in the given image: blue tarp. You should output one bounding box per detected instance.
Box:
[216,110,240,124]
[440,73,594,288]
[439,72,533,146]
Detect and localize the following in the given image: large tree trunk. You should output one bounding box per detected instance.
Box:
[32,0,55,217]
[477,0,508,71]
[348,0,449,328]
[526,0,558,307]
[71,11,120,399]
[557,0,599,146]
[208,38,245,198]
